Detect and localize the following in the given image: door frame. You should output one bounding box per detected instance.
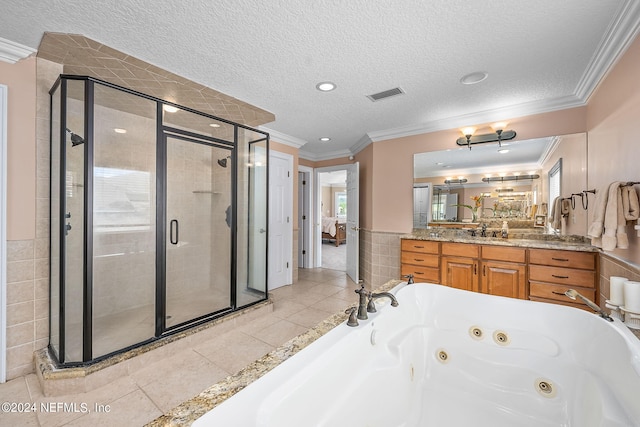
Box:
[0,84,7,382]
[314,164,356,270]
[298,165,314,268]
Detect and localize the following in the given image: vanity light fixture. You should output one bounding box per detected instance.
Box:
[456,126,516,149]
[482,174,540,183]
[444,178,468,185]
[460,127,476,150]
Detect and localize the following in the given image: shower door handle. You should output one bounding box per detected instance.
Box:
[170,219,179,245]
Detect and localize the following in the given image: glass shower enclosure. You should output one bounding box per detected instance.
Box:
[49,75,268,366]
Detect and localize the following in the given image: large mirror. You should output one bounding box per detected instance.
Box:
[413,133,589,236]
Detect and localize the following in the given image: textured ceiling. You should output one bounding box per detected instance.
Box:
[2,0,640,160]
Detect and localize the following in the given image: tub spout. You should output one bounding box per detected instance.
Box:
[367,292,399,313]
[555,289,613,321]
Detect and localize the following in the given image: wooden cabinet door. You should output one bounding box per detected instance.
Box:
[442,257,478,292]
[482,261,526,299]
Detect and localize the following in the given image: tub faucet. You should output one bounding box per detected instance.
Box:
[367,292,399,313]
[554,289,614,321]
[402,274,414,284]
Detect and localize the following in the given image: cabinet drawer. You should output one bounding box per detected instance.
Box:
[481,245,526,263]
[401,264,440,283]
[401,252,439,268]
[401,239,439,254]
[529,281,596,304]
[528,265,596,288]
[441,242,478,258]
[528,248,596,270]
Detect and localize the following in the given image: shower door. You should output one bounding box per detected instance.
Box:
[164,134,232,328]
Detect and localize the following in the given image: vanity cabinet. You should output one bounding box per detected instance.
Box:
[441,243,479,292]
[400,239,441,283]
[480,246,527,299]
[527,248,597,310]
[400,239,597,308]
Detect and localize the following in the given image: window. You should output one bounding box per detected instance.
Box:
[548,159,562,209]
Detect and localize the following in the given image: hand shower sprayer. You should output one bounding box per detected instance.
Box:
[65,128,85,146]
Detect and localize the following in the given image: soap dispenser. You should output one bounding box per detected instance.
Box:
[501,221,509,238]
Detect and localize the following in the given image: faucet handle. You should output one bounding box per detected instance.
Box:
[355,283,370,296]
[402,274,414,284]
[345,307,359,326]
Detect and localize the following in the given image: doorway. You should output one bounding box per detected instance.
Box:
[314,164,359,283]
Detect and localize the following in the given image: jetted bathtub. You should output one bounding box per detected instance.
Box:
[194,283,640,427]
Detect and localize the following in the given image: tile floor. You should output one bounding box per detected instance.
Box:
[0,268,357,427]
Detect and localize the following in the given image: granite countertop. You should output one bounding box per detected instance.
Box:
[404,228,599,252]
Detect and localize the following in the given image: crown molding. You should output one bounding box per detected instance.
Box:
[259,126,307,148]
[0,37,36,64]
[365,94,585,144]
[575,0,640,102]
[538,135,561,166]
[298,147,353,162]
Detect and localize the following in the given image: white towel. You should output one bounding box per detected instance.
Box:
[588,185,609,246]
[549,197,563,231]
[602,182,622,251]
[622,185,640,221]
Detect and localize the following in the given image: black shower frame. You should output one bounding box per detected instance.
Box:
[49,75,270,367]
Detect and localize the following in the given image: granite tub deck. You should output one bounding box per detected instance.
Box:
[147,280,402,427]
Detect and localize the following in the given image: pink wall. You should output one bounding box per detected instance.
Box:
[587,33,640,265]
[0,57,37,240]
[370,107,588,232]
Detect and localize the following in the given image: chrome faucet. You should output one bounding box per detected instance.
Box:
[480,223,487,237]
[554,289,614,321]
[402,274,414,284]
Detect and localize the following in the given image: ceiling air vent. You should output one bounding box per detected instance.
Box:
[366,87,405,102]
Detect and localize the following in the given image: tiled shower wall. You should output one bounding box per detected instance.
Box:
[359,229,402,288]
[5,58,60,379]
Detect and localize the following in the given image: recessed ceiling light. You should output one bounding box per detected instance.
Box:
[498,149,510,154]
[460,71,488,85]
[209,123,221,128]
[316,82,336,92]
[163,105,179,113]
[114,128,127,134]
[319,137,331,142]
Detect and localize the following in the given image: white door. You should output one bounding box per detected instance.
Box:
[346,162,359,283]
[269,151,293,289]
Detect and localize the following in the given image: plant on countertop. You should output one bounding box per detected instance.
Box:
[452,195,485,222]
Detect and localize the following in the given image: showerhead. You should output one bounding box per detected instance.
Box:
[217,156,231,168]
[66,128,85,146]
